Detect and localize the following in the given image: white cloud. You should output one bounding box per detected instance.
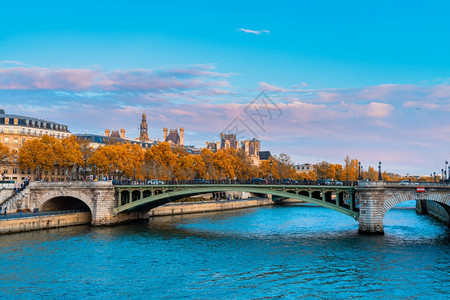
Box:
[237,28,270,35]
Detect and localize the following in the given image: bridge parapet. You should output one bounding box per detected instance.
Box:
[29,181,112,188]
[358,181,449,188]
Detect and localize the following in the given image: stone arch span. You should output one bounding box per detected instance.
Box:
[380,191,450,220]
[36,189,95,213]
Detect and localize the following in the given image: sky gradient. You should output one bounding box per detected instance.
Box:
[1,1,449,175]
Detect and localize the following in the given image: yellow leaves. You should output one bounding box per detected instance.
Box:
[18,135,84,172]
[0,142,10,162]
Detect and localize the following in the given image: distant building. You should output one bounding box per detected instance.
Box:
[74,130,156,149]
[293,163,312,173]
[242,138,260,156]
[220,133,238,149]
[205,141,219,152]
[258,151,272,161]
[0,108,71,182]
[204,133,270,165]
[163,127,184,145]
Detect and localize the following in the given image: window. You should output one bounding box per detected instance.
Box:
[5,118,8,124]
[4,127,8,133]
[22,138,25,144]
[13,128,18,134]
[14,118,18,125]
[4,136,9,143]
[13,137,18,144]
[13,168,18,174]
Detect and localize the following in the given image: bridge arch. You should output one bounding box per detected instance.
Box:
[380,191,450,220]
[114,185,358,219]
[36,189,94,213]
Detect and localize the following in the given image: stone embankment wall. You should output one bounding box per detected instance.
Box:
[149,198,273,217]
[0,212,91,235]
[416,200,450,225]
[0,184,14,204]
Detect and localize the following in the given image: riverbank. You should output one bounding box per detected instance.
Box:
[149,197,273,217]
[0,212,91,235]
[0,198,276,234]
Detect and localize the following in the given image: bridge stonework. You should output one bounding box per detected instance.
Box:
[24,182,145,226]
[15,181,450,233]
[357,182,450,234]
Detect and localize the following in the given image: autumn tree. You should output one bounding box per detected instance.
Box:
[144,142,177,180]
[122,143,144,179]
[88,143,127,179]
[54,136,84,173]
[0,142,10,162]
[77,137,95,169]
[343,156,359,181]
[258,157,280,179]
[364,166,378,181]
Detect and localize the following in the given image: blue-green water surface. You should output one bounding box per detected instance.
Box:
[1,203,449,299]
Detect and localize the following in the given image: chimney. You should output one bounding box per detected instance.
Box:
[179,127,184,145]
[120,129,126,139]
[163,128,168,141]
[105,129,110,137]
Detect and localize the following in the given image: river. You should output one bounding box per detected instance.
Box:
[1,202,449,299]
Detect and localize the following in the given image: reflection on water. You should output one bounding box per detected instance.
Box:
[0,204,449,299]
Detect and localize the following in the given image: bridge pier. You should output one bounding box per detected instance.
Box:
[357,184,385,234]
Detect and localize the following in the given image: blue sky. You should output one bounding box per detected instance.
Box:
[0,1,449,175]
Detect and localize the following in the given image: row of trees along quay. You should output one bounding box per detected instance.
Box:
[0,134,436,182]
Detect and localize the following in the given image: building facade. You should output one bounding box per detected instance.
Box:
[163,127,184,145]
[0,109,71,182]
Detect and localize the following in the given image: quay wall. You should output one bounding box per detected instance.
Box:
[426,200,450,224]
[149,198,273,217]
[0,212,91,235]
[416,200,450,225]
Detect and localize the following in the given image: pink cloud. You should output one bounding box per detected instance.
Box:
[0,67,99,91]
[0,64,232,93]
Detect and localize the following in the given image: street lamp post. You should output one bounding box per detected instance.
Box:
[358,162,361,180]
[36,166,40,181]
[146,164,149,183]
[378,161,382,181]
[445,161,448,180]
[433,172,436,182]
[133,167,136,183]
[448,165,450,181]
[279,163,282,183]
[193,160,196,181]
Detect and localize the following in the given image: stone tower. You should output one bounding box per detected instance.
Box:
[179,127,184,145]
[139,113,149,141]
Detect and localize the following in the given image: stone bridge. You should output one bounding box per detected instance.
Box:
[6,181,450,233]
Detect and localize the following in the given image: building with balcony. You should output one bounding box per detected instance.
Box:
[0,109,71,182]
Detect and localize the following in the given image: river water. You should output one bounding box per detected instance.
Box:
[1,202,449,299]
